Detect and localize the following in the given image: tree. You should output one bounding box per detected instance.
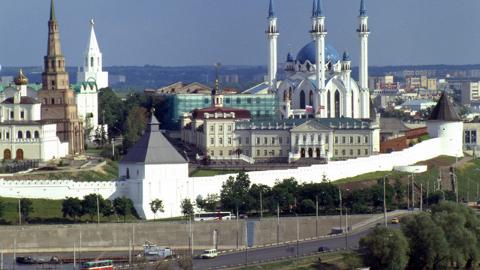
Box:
[81,194,102,222]
[270,178,298,213]
[359,226,409,270]
[98,87,126,137]
[180,199,194,219]
[0,199,5,219]
[101,199,115,218]
[196,194,219,212]
[93,125,108,148]
[220,172,252,213]
[401,213,449,270]
[150,199,165,220]
[123,106,148,150]
[20,198,34,223]
[62,197,82,221]
[248,184,271,214]
[113,197,134,222]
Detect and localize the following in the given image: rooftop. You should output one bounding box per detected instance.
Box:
[428,93,461,122]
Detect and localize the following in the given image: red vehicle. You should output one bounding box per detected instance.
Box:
[80,260,115,270]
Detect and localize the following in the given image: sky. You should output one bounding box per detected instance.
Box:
[1,0,480,67]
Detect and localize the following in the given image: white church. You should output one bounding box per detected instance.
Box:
[76,20,109,138]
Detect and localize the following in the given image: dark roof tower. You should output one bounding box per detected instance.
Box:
[428,92,461,121]
[121,115,187,164]
[360,0,367,16]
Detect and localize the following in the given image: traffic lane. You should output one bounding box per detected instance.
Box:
[193,229,372,269]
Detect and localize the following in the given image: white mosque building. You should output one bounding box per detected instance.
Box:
[76,20,109,138]
[259,0,371,120]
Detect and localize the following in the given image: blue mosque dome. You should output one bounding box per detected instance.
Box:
[296,41,340,64]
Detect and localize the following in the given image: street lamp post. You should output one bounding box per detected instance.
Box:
[383,175,388,227]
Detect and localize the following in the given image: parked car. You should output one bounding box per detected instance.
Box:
[318,246,331,252]
[200,249,218,259]
[391,217,400,224]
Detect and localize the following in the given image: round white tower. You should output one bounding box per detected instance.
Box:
[266,0,279,92]
[427,93,464,158]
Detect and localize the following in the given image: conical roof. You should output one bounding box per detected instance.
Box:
[86,19,101,55]
[428,92,461,122]
[121,116,187,164]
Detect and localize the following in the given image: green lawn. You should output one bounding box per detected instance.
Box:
[190,169,243,177]
[7,160,119,182]
[0,196,140,225]
[334,171,407,185]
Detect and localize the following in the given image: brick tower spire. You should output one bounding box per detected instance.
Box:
[38,0,85,155]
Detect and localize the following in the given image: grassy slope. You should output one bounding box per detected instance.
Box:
[238,252,352,270]
[5,161,119,182]
[190,169,243,177]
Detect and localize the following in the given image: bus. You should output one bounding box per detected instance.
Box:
[194,212,233,221]
[80,260,115,270]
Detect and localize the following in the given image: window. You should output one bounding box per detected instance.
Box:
[279,150,283,156]
[219,138,223,145]
[204,98,210,104]
[287,137,290,143]
[10,111,13,119]
[264,137,268,145]
[210,138,214,145]
[228,125,232,131]
[34,131,39,139]
[279,137,283,144]
[318,135,322,142]
[225,98,231,104]
[342,150,346,156]
[295,135,299,144]
[326,135,329,143]
[342,136,346,144]
[350,137,354,144]
[219,150,223,156]
[239,138,242,145]
[311,135,314,142]
[256,137,260,145]
[350,149,353,155]
[247,98,252,104]
[211,150,214,156]
[256,97,261,104]
[335,136,338,144]
[210,125,214,132]
[228,150,232,156]
[465,131,471,143]
[26,131,31,139]
[264,150,267,156]
[257,150,260,156]
[358,149,361,155]
[6,132,9,139]
[365,136,369,143]
[272,138,276,145]
[257,111,261,116]
[271,150,275,156]
[219,125,223,131]
[18,131,23,139]
[228,138,232,145]
[246,138,250,145]
[303,135,307,143]
[472,130,478,144]
[20,111,25,119]
[365,149,369,155]
[334,149,338,155]
[126,168,130,179]
[236,98,241,104]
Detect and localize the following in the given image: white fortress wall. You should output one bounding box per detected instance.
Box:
[0,179,127,200]
[189,138,443,198]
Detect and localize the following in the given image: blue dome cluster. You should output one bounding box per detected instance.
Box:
[296,41,340,64]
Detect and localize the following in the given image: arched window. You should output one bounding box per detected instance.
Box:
[18,131,23,139]
[51,98,55,105]
[300,91,306,109]
[34,131,40,139]
[327,90,331,117]
[309,90,314,106]
[26,131,31,139]
[91,57,94,67]
[3,149,11,160]
[335,90,341,118]
[126,168,130,179]
[15,149,24,161]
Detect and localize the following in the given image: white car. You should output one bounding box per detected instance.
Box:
[200,249,218,259]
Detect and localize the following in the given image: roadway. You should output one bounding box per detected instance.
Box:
[193,224,399,270]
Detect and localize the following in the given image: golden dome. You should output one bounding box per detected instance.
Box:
[14,69,29,86]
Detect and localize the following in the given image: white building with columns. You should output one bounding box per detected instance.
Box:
[265,0,370,120]
[76,20,108,138]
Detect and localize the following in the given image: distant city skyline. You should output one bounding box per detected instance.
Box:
[1,0,480,67]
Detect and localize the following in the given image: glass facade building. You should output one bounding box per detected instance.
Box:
[167,94,278,129]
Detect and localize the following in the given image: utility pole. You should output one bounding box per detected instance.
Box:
[477,183,479,202]
[73,242,76,270]
[315,195,319,238]
[411,174,415,209]
[18,196,22,226]
[295,198,299,262]
[276,203,280,245]
[407,178,410,210]
[111,138,115,158]
[420,184,423,211]
[338,189,343,231]
[260,191,263,219]
[96,194,100,224]
[383,176,387,227]
[236,206,239,250]
[345,207,349,250]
